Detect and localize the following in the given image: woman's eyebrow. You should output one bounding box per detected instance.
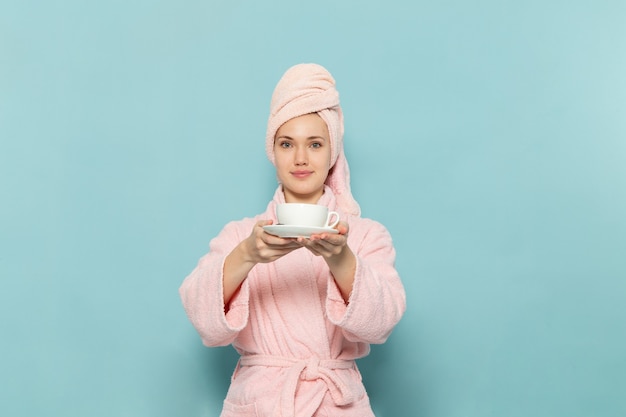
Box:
[275,135,327,141]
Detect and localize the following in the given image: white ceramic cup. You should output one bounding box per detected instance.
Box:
[276,203,340,228]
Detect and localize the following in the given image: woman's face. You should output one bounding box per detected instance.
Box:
[274,113,332,204]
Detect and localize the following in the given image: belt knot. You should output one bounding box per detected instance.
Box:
[301,357,320,381]
[238,354,358,416]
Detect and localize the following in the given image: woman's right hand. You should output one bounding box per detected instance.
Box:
[241,220,302,264]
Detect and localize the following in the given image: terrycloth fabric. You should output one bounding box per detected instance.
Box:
[265,63,361,216]
[179,186,406,417]
[239,355,357,417]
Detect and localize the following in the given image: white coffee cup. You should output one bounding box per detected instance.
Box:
[276,203,340,228]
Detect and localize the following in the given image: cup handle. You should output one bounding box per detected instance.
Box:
[325,211,340,228]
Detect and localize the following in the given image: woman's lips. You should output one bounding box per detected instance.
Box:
[291,170,313,179]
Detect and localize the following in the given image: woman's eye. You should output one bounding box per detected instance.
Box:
[279,141,292,148]
[311,142,322,149]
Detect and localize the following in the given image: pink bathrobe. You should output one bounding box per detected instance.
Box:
[179,186,406,417]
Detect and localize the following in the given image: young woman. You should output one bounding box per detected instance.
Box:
[180,63,406,417]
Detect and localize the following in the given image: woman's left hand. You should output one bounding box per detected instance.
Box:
[297,221,349,259]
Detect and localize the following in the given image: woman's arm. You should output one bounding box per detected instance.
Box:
[224,219,302,306]
[323,219,406,344]
[300,221,356,302]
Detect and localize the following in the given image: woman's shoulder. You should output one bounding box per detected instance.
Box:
[348,213,386,227]
[345,215,396,256]
[347,215,392,238]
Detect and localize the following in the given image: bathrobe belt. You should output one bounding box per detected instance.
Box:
[239,354,358,417]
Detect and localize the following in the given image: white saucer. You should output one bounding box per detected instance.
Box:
[263,225,339,238]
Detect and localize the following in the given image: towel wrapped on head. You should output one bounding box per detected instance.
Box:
[265,63,361,217]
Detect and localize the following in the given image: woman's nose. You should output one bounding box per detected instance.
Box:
[294,147,308,165]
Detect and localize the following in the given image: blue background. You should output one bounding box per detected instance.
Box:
[1,1,625,416]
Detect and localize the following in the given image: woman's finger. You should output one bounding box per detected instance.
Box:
[335,221,349,235]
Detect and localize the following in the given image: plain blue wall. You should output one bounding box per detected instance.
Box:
[1,1,625,416]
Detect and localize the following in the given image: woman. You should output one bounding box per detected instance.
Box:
[180,63,406,417]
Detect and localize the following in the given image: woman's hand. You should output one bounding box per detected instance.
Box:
[298,221,350,259]
[242,220,302,263]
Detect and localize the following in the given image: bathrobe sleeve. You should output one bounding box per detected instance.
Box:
[325,218,406,344]
[179,220,253,347]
